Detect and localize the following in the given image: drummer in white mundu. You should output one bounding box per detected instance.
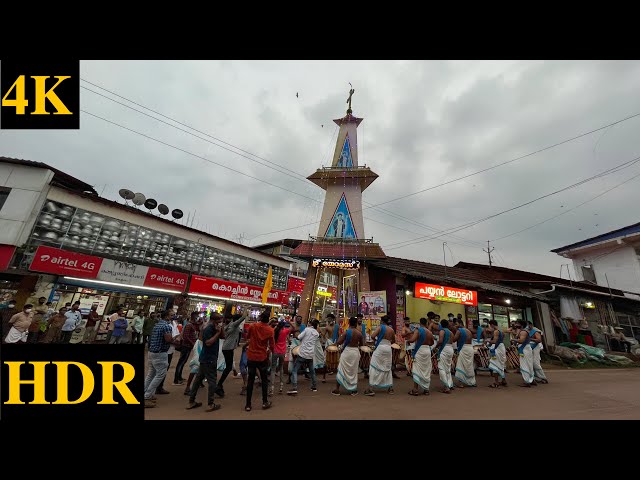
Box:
[332,316,365,396]
[363,315,396,396]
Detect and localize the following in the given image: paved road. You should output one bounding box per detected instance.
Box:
[144,365,640,420]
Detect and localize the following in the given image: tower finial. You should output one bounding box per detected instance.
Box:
[346,83,355,114]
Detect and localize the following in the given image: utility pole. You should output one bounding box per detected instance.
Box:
[483,240,495,267]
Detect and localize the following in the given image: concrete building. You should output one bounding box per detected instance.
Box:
[551,222,640,299]
[0,156,291,331]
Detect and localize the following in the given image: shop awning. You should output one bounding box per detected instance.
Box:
[406,272,544,300]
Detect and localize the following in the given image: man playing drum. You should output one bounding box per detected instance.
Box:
[527,321,548,384]
[434,318,455,394]
[287,315,308,384]
[287,319,320,395]
[401,318,415,377]
[487,319,508,388]
[405,317,434,396]
[356,314,370,378]
[332,316,364,396]
[363,315,395,396]
[451,319,476,388]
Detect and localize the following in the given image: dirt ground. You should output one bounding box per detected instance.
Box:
[144,362,640,420]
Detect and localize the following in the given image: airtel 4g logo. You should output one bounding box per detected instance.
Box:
[40,254,96,271]
[1,60,80,129]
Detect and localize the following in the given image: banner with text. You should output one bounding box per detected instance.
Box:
[189,275,288,305]
[414,282,477,306]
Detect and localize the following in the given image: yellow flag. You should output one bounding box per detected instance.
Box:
[270,306,275,318]
[261,266,273,305]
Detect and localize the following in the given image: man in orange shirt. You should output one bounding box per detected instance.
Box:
[245,311,275,412]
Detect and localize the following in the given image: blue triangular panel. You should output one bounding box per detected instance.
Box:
[336,134,353,168]
[325,193,357,239]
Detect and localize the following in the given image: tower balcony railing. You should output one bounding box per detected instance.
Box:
[308,235,375,244]
[318,165,371,171]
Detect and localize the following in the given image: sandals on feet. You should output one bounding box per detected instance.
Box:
[488,383,500,389]
[408,389,420,396]
[245,405,252,412]
[205,403,221,412]
[186,401,202,410]
[262,401,272,410]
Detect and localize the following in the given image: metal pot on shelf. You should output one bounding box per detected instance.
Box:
[59,206,74,218]
[44,201,59,213]
[90,215,104,226]
[43,231,59,242]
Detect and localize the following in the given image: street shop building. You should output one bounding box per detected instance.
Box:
[368,257,545,346]
[454,262,640,351]
[0,157,292,327]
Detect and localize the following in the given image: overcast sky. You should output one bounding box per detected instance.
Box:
[1,60,639,278]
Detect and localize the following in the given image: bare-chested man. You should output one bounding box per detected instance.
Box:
[434,319,455,393]
[451,319,476,387]
[363,315,395,396]
[332,316,364,396]
[405,317,434,395]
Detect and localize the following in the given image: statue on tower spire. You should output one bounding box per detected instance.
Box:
[346,83,355,114]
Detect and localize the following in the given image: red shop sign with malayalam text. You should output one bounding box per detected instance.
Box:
[414,282,477,306]
[189,275,288,305]
[144,266,188,291]
[29,245,103,278]
[287,276,305,294]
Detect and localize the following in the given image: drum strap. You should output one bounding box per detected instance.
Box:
[375,325,387,349]
[437,328,451,359]
[412,327,426,359]
[457,328,467,352]
[361,323,366,338]
[343,329,352,349]
[332,324,340,343]
[477,326,483,342]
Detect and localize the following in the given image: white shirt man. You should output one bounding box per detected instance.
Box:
[297,324,319,360]
[287,321,320,395]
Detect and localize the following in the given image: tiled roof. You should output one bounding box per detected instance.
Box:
[290,241,386,259]
[370,257,543,299]
[454,261,623,296]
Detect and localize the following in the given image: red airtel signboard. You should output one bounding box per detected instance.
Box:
[29,245,101,278]
[29,246,188,291]
[189,275,288,305]
[414,282,477,306]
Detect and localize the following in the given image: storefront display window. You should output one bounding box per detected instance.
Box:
[14,199,288,290]
[51,284,167,319]
[477,302,522,332]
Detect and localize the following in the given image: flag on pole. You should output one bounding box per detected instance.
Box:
[261,266,273,306]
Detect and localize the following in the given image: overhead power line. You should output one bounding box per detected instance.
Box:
[81,78,640,248]
[492,168,640,242]
[80,109,320,203]
[381,155,640,251]
[82,79,484,247]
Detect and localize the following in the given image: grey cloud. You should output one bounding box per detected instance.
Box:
[2,60,639,277]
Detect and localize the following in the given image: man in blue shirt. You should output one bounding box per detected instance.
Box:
[186,312,223,413]
[143,310,175,408]
[60,303,82,344]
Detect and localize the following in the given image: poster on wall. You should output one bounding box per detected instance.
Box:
[465,305,478,329]
[357,291,387,317]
